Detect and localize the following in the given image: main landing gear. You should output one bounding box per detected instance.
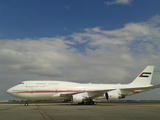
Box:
[78,101,97,105]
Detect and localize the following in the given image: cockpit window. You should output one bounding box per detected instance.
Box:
[19,82,24,84]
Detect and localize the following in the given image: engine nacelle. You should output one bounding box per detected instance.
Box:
[72,94,83,103]
[105,91,119,101]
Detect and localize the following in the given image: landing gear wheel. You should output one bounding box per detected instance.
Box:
[93,102,97,105]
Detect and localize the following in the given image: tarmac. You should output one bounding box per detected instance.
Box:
[0,102,160,120]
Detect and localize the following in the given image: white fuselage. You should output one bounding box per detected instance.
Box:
[7,80,128,100]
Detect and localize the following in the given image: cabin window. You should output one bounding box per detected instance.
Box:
[49,83,59,84]
[36,83,45,84]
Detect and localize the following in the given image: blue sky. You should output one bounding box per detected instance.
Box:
[0,0,160,100]
[0,0,160,39]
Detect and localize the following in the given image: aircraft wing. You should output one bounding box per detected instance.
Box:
[59,84,160,100]
[86,89,116,98]
[120,84,160,91]
[59,89,115,98]
[150,84,160,88]
[84,85,160,99]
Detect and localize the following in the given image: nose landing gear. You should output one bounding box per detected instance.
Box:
[25,101,29,106]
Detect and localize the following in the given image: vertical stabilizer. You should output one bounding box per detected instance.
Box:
[130,66,154,86]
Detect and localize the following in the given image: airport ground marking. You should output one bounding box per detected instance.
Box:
[36,104,53,120]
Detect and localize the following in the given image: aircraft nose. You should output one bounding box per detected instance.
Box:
[7,88,12,95]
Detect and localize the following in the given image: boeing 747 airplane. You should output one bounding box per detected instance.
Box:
[7,66,160,106]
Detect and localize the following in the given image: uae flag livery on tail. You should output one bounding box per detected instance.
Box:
[139,72,151,77]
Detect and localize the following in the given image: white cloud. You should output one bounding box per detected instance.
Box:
[64,27,67,31]
[105,0,133,5]
[1,15,160,100]
[64,5,69,10]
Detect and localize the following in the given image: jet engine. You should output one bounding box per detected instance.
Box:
[72,94,83,103]
[105,91,119,101]
[105,90,125,101]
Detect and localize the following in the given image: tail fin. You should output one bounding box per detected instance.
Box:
[130,66,154,86]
